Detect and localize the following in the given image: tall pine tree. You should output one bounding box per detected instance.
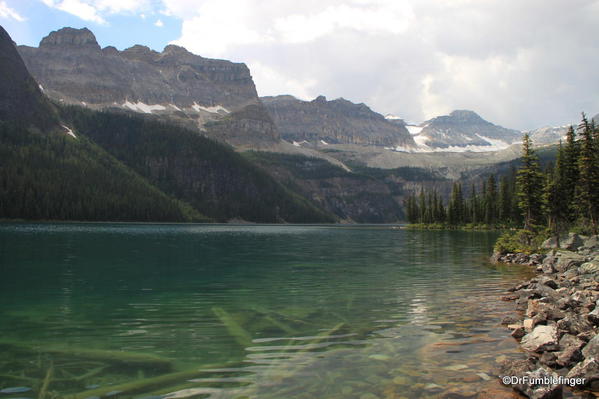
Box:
[516,134,545,230]
[576,114,599,233]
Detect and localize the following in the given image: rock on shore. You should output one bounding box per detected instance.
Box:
[492,233,599,398]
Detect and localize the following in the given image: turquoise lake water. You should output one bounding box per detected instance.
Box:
[0,223,535,398]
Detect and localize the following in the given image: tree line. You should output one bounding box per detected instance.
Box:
[404,114,599,235]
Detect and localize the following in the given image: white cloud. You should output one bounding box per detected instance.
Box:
[249,61,317,100]
[0,1,25,21]
[42,0,106,24]
[154,19,163,27]
[41,0,152,24]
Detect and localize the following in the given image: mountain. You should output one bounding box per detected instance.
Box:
[409,110,521,151]
[0,26,58,131]
[58,105,335,223]
[593,113,599,125]
[17,27,278,147]
[0,25,205,222]
[525,125,568,145]
[1,25,337,223]
[261,95,415,147]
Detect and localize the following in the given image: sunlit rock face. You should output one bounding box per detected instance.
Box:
[18,27,279,147]
[262,95,416,148]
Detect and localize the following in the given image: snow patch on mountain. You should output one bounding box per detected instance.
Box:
[392,133,513,153]
[123,101,166,113]
[406,125,424,135]
[62,124,76,138]
[192,102,229,114]
[384,114,403,120]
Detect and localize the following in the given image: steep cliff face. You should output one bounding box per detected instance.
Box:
[262,95,415,147]
[413,110,521,150]
[18,27,278,146]
[0,26,58,131]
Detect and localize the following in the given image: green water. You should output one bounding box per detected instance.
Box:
[0,223,534,399]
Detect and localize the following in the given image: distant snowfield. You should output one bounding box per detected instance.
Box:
[293,140,309,147]
[192,102,229,114]
[123,101,166,113]
[119,100,230,115]
[406,125,424,135]
[392,133,513,153]
[384,114,402,120]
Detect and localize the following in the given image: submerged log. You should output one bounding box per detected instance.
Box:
[37,364,53,399]
[0,341,173,372]
[69,362,240,399]
[212,307,253,348]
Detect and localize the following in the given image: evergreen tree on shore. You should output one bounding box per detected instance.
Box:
[516,134,545,230]
[576,114,599,233]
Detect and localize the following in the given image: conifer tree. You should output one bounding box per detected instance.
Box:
[516,134,545,230]
[448,182,464,225]
[544,142,569,243]
[562,125,579,221]
[470,184,479,224]
[576,114,599,233]
[418,189,426,224]
[485,175,497,225]
[498,176,511,224]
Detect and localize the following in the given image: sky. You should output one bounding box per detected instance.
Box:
[1,0,599,130]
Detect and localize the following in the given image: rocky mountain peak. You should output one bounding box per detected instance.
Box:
[312,95,327,103]
[162,44,192,56]
[39,27,100,50]
[414,109,521,150]
[448,110,484,123]
[18,26,276,148]
[121,45,158,61]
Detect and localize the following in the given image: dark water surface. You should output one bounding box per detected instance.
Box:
[0,224,535,398]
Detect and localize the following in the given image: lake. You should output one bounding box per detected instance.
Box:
[0,223,534,399]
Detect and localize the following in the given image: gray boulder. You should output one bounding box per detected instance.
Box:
[557,314,593,336]
[561,233,585,251]
[580,235,599,251]
[556,334,584,367]
[541,233,585,251]
[566,357,599,390]
[554,251,586,272]
[515,367,563,399]
[521,325,559,352]
[582,334,599,359]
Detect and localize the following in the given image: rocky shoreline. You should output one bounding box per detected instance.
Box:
[492,233,599,399]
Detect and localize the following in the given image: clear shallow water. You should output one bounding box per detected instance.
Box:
[0,224,534,399]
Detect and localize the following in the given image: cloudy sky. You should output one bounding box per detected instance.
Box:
[2,0,599,129]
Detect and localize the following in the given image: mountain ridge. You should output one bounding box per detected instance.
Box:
[18,27,278,147]
[261,94,415,147]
